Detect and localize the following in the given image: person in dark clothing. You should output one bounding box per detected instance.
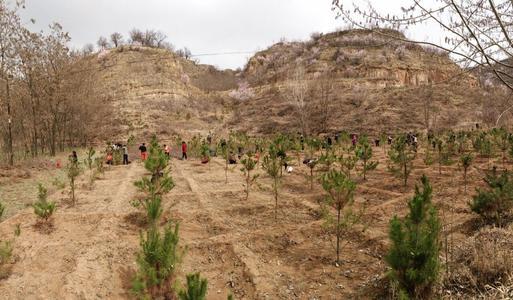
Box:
[122,145,129,165]
[70,151,78,163]
[374,139,380,147]
[387,136,393,145]
[181,141,188,160]
[139,143,147,161]
[327,136,333,147]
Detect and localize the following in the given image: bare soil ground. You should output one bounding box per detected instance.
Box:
[0,145,503,299]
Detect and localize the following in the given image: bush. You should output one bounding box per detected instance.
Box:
[33,184,56,223]
[178,273,208,300]
[386,175,440,298]
[470,170,513,227]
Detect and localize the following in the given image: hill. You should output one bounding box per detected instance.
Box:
[227,29,502,135]
[81,46,237,142]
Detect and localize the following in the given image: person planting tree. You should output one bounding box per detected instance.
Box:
[181,141,188,160]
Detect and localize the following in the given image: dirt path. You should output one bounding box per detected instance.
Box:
[0,162,145,300]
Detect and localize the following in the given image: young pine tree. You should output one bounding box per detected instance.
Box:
[470,169,513,227]
[262,144,282,220]
[84,147,95,170]
[355,136,378,180]
[134,136,175,225]
[0,201,4,220]
[132,223,183,299]
[388,135,416,186]
[219,138,234,184]
[178,273,208,300]
[33,184,56,224]
[460,153,473,194]
[386,175,440,299]
[240,153,258,201]
[321,169,356,264]
[67,156,80,205]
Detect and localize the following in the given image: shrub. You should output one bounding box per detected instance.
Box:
[470,169,513,227]
[386,175,440,298]
[321,169,356,264]
[178,273,208,300]
[33,184,56,223]
[132,223,183,298]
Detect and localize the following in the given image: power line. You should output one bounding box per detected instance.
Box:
[191,51,256,57]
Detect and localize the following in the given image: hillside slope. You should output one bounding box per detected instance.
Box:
[83,46,237,141]
[228,29,500,135]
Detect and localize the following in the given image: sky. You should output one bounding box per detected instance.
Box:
[19,0,443,70]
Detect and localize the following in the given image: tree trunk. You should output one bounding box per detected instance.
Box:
[336,204,341,264]
[5,79,14,166]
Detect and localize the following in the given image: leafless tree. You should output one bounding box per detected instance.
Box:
[82,43,95,55]
[110,32,123,48]
[314,71,335,133]
[332,0,513,92]
[97,36,110,50]
[283,66,310,136]
[129,28,144,45]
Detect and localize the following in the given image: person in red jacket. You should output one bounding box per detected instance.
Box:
[181,141,187,160]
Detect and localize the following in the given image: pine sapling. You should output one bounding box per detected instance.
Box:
[132,223,183,299]
[470,169,513,227]
[388,135,416,186]
[33,183,56,224]
[386,175,440,298]
[355,136,378,180]
[262,144,282,220]
[0,201,4,220]
[85,147,95,170]
[321,169,356,264]
[460,153,473,194]
[240,153,258,201]
[178,273,208,300]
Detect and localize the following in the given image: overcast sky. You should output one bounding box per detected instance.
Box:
[19,0,443,70]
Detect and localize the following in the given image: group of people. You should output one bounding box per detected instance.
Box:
[137,141,188,161]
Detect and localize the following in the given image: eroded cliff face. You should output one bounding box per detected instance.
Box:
[230,29,491,135]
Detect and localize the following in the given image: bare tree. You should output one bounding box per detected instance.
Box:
[314,71,335,133]
[97,36,110,50]
[110,32,123,48]
[332,0,513,92]
[283,66,310,136]
[82,43,95,55]
[129,28,144,45]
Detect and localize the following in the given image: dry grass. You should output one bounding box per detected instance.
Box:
[444,226,513,296]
